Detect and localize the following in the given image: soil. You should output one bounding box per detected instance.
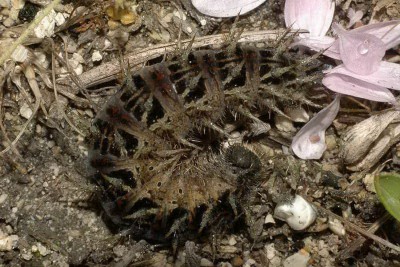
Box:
[0,0,400,266]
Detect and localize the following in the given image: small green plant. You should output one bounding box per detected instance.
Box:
[374,172,400,222]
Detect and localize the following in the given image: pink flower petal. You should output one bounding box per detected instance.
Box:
[347,8,363,28]
[327,62,400,91]
[284,0,299,29]
[291,95,341,160]
[284,0,335,37]
[335,24,386,75]
[191,0,266,18]
[353,20,400,49]
[322,73,396,103]
[308,0,335,37]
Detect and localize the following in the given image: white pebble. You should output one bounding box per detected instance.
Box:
[283,250,310,267]
[0,193,8,205]
[200,258,214,266]
[244,258,256,267]
[54,12,65,26]
[91,50,103,62]
[228,236,237,246]
[0,233,18,251]
[11,45,29,62]
[264,243,276,260]
[328,218,346,236]
[20,103,33,119]
[37,243,49,256]
[264,213,275,224]
[34,10,57,38]
[274,195,317,231]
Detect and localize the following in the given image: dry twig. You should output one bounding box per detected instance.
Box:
[315,204,400,253]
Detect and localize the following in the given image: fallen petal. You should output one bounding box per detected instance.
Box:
[322,73,396,103]
[327,62,400,91]
[308,0,335,37]
[336,27,386,75]
[191,0,266,18]
[284,0,299,29]
[285,0,335,37]
[347,8,363,28]
[291,95,341,160]
[353,20,400,50]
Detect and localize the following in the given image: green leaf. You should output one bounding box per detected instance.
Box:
[374,172,400,222]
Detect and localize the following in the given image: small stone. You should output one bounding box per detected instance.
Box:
[13,0,25,9]
[20,102,33,119]
[363,174,376,192]
[264,213,275,224]
[244,258,256,267]
[47,140,55,148]
[34,9,57,38]
[274,195,317,231]
[37,243,49,256]
[91,50,102,62]
[21,251,33,260]
[200,258,214,266]
[275,114,295,132]
[54,12,65,26]
[325,135,337,151]
[283,250,310,267]
[228,236,237,246]
[3,17,15,27]
[31,245,38,253]
[113,245,128,257]
[43,181,48,188]
[319,248,330,258]
[232,256,244,267]
[328,218,346,236]
[0,193,8,205]
[0,232,18,251]
[264,243,276,260]
[200,19,207,26]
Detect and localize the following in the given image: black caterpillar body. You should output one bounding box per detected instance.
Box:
[89,43,322,241]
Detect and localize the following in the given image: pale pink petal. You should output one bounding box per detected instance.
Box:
[294,0,312,34]
[322,73,396,103]
[353,20,400,49]
[308,0,335,37]
[284,0,299,29]
[284,0,335,37]
[335,25,386,75]
[191,0,266,17]
[327,62,400,90]
[291,36,340,59]
[291,95,341,160]
[347,8,363,28]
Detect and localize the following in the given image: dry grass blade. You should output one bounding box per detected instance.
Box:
[58,29,302,89]
[336,212,392,261]
[315,204,400,253]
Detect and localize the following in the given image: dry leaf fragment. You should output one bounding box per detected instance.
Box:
[341,110,400,167]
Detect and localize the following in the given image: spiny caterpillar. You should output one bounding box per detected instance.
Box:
[89,41,322,242]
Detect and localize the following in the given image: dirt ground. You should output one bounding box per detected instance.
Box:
[1,0,400,266]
